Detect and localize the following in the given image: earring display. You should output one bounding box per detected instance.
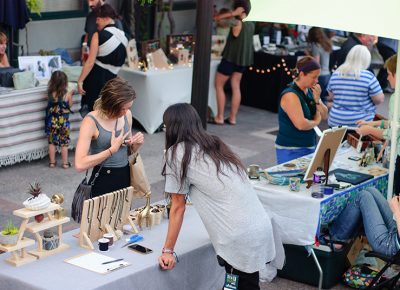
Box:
[79,187,138,250]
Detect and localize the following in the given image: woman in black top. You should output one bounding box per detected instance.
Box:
[77,4,128,113]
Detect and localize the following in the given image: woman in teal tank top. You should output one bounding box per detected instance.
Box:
[275,56,328,164]
[75,77,144,197]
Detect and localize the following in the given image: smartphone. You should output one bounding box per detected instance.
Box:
[348,156,361,161]
[128,244,153,254]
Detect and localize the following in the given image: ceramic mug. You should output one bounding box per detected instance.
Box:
[103,233,114,246]
[247,164,260,179]
[98,238,109,251]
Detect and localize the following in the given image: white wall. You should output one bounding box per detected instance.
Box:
[19,18,86,56]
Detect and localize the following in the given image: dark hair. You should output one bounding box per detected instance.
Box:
[162,103,245,190]
[233,0,251,15]
[307,27,332,53]
[95,3,119,20]
[94,77,136,118]
[384,54,397,75]
[48,71,68,102]
[293,56,321,78]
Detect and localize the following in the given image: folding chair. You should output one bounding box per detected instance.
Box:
[365,250,400,289]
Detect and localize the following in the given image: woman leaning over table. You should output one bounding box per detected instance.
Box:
[0,31,10,67]
[275,56,328,164]
[77,4,127,113]
[356,54,400,194]
[159,103,278,290]
[75,77,144,197]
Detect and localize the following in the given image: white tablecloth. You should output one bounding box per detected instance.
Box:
[118,61,219,134]
[0,206,224,290]
[253,146,388,246]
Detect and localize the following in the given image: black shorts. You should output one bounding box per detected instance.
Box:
[217,58,247,76]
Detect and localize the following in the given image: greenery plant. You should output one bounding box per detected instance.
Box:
[1,220,19,236]
[27,182,42,199]
[26,0,43,16]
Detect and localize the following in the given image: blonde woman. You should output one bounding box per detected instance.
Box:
[75,77,144,197]
[327,45,384,127]
[0,32,10,67]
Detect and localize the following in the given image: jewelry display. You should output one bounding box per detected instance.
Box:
[79,187,138,250]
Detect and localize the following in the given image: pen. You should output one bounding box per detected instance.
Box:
[102,258,124,265]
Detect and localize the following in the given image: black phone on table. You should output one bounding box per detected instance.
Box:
[128,244,153,254]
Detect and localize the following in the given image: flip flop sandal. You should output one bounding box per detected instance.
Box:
[224,118,236,125]
[62,162,72,169]
[207,119,224,125]
[49,162,57,168]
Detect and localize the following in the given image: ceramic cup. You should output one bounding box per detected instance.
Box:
[247,164,260,179]
[98,238,109,251]
[103,233,114,246]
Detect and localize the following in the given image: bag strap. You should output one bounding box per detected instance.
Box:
[87,119,119,186]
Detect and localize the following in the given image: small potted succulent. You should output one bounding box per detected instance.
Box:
[0,220,19,246]
[23,182,50,211]
[150,207,162,225]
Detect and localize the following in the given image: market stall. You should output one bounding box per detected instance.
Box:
[0,206,224,290]
[0,85,81,167]
[118,60,219,134]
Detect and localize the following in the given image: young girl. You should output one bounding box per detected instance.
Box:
[45,71,73,169]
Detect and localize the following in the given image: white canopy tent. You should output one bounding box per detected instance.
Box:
[247,0,400,198]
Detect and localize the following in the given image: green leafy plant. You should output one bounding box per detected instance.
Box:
[1,220,19,236]
[138,0,155,5]
[26,0,43,16]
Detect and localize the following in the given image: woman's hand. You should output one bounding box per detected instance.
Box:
[110,128,129,154]
[311,84,322,103]
[127,132,144,153]
[356,125,372,136]
[77,82,86,95]
[232,6,245,17]
[390,196,400,215]
[159,253,176,270]
[356,120,371,127]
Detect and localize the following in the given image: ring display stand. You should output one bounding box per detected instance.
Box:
[79,186,138,250]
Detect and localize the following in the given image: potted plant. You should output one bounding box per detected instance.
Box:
[23,182,50,211]
[0,220,19,246]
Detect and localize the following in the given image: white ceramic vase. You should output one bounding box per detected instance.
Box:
[23,194,51,211]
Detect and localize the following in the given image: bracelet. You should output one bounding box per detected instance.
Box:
[162,247,174,254]
[380,120,385,129]
[108,148,113,157]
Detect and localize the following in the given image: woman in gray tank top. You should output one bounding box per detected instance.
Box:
[75,77,144,197]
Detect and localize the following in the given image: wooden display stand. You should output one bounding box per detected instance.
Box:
[14,203,70,260]
[0,203,70,266]
[79,186,138,250]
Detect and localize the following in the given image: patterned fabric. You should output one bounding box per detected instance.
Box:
[45,96,71,147]
[319,174,388,231]
[327,70,382,127]
[343,264,379,289]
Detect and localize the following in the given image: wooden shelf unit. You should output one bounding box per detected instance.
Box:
[1,202,70,266]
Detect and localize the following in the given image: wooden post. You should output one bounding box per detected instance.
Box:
[191,0,213,129]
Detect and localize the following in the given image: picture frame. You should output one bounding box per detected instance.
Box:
[141,39,161,58]
[166,34,195,57]
[211,35,227,58]
[127,39,139,69]
[18,55,62,80]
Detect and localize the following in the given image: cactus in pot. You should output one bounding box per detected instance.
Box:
[23,182,51,210]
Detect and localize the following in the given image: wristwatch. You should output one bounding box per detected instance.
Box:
[316,98,322,105]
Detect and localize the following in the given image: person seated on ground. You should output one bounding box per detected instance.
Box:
[159,103,280,290]
[328,187,400,257]
[275,56,328,164]
[327,45,384,128]
[356,54,399,193]
[0,31,10,68]
[336,33,376,67]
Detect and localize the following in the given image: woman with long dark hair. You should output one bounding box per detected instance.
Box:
[159,103,277,290]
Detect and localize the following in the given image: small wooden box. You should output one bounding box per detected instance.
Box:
[347,132,383,152]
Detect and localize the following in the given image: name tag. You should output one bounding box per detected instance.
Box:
[223,273,239,290]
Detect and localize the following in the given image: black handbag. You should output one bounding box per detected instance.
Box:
[71,165,104,223]
[0,67,23,87]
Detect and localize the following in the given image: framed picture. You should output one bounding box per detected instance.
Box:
[147,49,170,70]
[211,35,227,58]
[167,34,195,57]
[141,39,161,58]
[18,55,62,80]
